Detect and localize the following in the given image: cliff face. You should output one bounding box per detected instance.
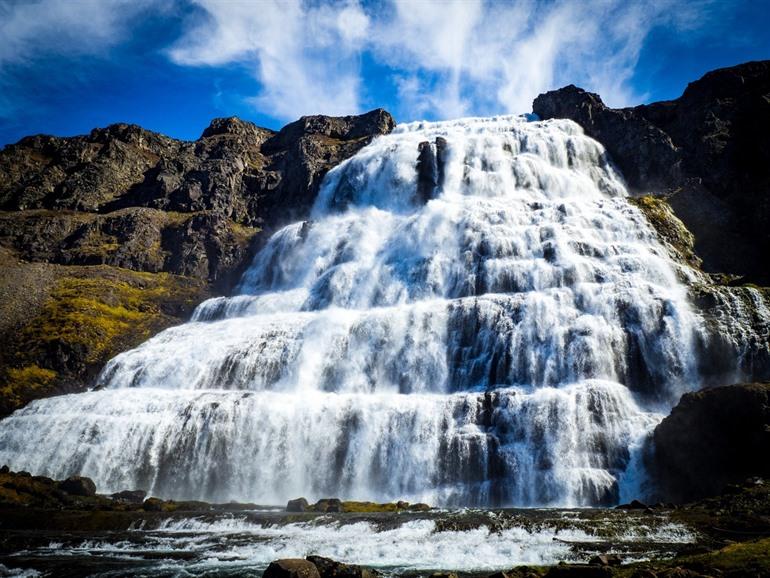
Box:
[0,109,395,415]
[533,61,770,284]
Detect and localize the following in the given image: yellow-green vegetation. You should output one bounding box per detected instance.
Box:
[339,501,402,513]
[19,270,198,364]
[680,538,770,575]
[630,194,701,268]
[0,365,57,411]
[231,221,260,244]
[0,265,210,416]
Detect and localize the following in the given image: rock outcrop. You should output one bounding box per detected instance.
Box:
[0,109,395,415]
[650,382,770,502]
[533,61,770,284]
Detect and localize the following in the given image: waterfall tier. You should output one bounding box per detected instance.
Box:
[0,115,704,506]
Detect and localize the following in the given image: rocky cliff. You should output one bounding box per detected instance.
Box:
[0,109,395,415]
[534,60,770,285]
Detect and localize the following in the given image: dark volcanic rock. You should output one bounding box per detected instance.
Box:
[58,475,97,496]
[0,110,394,415]
[286,497,309,512]
[533,61,770,284]
[306,556,380,578]
[264,559,321,578]
[650,382,770,502]
[110,489,147,504]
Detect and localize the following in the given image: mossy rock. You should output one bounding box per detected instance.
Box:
[0,263,210,416]
[629,194,701,268]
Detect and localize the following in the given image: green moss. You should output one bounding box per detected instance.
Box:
[0,365,58,415]
[0,265,210,415]
[231,222,259,242]
[20,276,172,364]
[340,501,401,513]
[683,538,770,573]
[630,194,700,267]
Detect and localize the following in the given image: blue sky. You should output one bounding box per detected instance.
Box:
[1,0,769,146]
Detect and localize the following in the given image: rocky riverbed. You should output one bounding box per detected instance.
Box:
[0,469,768,577]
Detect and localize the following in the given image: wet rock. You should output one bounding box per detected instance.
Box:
[287,497,309,512]
[142,497,165,512]
[306,555,380,578]
[264,559,321,578]
[408,502,431,512]
[58,475,96,496]
[111,489,147,504]
[417,141,439,202]
[650,382,770,502]
[430,573,459,578]
[589,554,622,567]
[313,498,343,512]
[545,565,613,577]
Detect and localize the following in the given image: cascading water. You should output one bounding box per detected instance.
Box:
[0,115,705,507]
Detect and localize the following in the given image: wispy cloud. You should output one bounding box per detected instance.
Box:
[0,0,731,127]
[0,0,157,120]
[0,0,154,66]
[165,0,724,121]
[370,0,727,118]
[168,0,369,119]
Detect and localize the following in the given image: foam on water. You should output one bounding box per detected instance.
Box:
[0,115,707,506]
[14,514,696,574]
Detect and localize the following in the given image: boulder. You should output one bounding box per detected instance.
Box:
[287,497,309,512]
[142,497,166,512]
[111,489,147,504]
[263,559,321,578]
[589,555,622,567]
[616,500,648,510]
[313,498,343,512]
[58,475,96,496]
[649,382,770,502]
[306,555,380,578]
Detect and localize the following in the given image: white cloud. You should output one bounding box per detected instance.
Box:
[368,0,726,118]
[0,0,728,124]
[0,0,154,66]
[169,0,369,119]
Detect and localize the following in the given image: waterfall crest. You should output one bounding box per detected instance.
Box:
[0,115,703,506]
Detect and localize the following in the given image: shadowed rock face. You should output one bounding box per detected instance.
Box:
[533,61,770,284]
[650,382,770,502]
[0,108,395,284]
[0,110,395,415]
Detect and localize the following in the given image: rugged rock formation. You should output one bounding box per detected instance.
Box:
[0,109,395,415]
[264,559,321,578]
[650,382,770,502]
[533,61,770,284]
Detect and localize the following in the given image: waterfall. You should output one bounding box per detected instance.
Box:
[0,115,704,506]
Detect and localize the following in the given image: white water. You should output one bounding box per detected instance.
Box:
[0,115,703,506]
[18,514,693,574]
